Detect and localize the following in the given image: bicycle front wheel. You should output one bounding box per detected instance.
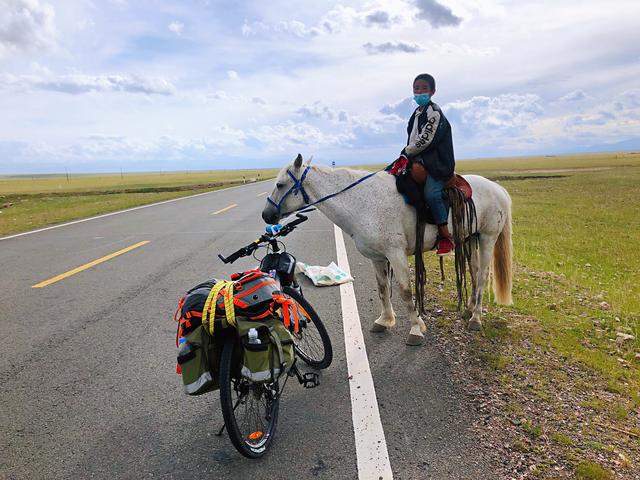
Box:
[283,287,333,370]
[219,336,279,458]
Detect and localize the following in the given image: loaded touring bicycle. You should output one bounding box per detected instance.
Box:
[174,212,332,458]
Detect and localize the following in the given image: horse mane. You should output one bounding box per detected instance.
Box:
[311,164,381,181]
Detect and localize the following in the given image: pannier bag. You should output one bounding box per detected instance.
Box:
[175,279,236,396]
[236,318,295,382]
[174,270,281,342]
[177,325,221,395]
[174,270,298,394]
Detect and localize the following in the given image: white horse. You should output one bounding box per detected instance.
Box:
[262,154,512,345]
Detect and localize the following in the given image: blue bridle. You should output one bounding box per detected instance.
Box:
[266,166,312,215]
[266,164,381,218]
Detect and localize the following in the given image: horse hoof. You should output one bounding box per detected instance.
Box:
[370,323,388,333]
[462,309,473,321]
[405,334,424,346]
[467,319,482,331]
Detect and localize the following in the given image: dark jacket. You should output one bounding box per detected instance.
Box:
[402,101,455,181]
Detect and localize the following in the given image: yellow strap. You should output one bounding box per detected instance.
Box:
[222,281,236,328]
[202,280,236,335]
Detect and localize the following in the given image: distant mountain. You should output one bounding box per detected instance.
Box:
[568,137,640,155]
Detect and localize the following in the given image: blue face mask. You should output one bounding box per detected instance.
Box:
[414,93,431,106]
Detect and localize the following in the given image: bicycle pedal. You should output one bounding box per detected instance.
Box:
[301,372,320,388]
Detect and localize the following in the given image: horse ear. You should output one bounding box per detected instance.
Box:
[306,155,313,165]
[294,153,303,169]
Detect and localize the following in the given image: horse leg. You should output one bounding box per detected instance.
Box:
[468,234,497,330]
[462,243,480,321]
[370,259,397,332]
[387,250,426,346]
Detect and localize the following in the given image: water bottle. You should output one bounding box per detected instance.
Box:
[248,328,261,345]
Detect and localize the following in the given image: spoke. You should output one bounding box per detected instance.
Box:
[297,321,324,361]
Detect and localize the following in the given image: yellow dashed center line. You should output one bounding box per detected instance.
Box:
[256,192,268,197]
[211,203,238,215]
[32,240,150,288]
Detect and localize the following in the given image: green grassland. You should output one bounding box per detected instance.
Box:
[409,151,640,478]
[0,169,275,195]
[0,169,277,236]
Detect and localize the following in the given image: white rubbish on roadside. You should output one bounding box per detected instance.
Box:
[296,261,354,286]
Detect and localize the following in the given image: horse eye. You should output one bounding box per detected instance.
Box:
[276,183,284,189]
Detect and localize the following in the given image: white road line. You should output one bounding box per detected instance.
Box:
[256,191,268,197]
[334,225,393,480]
[0,179,271,242]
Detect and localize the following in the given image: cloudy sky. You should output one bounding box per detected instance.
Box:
[1,0,639,173]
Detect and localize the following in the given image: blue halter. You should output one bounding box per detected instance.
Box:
[266,164,382,218]
[266,166,312,215]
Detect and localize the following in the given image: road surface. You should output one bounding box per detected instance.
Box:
[1,180,498,479]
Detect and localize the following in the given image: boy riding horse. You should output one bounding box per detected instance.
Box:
[389,73,455,256]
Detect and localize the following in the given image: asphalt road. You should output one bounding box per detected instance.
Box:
[1,180,497,479]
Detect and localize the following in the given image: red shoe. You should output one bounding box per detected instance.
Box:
[436,236,454,256]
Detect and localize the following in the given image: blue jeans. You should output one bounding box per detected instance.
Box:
[424,176,449,225]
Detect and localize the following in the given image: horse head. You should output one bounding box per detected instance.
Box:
[261,153,310,224]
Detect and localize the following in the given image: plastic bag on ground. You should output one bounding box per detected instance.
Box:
[295,261,354,287]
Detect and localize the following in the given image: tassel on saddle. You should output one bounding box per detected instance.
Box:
[389,159,477,316]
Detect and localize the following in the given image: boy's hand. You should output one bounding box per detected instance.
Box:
[387,155,409,175]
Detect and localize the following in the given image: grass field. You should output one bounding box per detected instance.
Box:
[405,151,640,478]
[0,169,277,236]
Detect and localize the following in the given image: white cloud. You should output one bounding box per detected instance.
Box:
[380,97,415,118]
[242,4,409,38]
[227,70,238,80]
[615,89,640,110]
[242,19,321,38]
[76,17,95,31]
[444,93,543,137]
[439,89,640,155]
[168,21,184,36]
[0,0,56,56]
[0,72,176,95]
[363,41,422,55]
[413,0,462,28]
[363,10,400,28]
[296,101,348,122]
[249,121,352,152]
[559,90,588,102]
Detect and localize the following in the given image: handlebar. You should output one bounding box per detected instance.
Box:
[218,213,309,264]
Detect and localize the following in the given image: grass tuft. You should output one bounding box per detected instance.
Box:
[574,460,613,480]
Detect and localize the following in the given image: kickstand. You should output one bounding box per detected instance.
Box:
[215,423,226,436]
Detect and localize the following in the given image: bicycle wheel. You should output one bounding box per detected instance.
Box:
[283,287,333,370]
[219,335,279,458]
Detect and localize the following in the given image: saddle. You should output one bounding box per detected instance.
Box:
[387,157,478,316]
[393,160,472,224]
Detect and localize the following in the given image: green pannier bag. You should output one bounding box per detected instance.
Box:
[236,317,295,383]
[177,325,221,395]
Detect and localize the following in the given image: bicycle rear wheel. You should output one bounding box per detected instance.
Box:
[219,336,279,458]
[283,287,333,370]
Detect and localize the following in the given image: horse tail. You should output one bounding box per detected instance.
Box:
[492,194,513,305]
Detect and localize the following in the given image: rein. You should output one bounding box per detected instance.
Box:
[267,166,382,217]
